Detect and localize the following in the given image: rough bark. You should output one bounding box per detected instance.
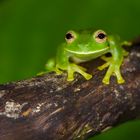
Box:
[0,39,140,140]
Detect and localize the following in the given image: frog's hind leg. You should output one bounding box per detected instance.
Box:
[37,58,62,76]
[45,58,62,74]
[98,56,111,71]
[45,58,55,71]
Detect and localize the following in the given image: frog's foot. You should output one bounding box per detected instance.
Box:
[37,71,47,76]
[123,49,129,56]
[37,67,62,76]
[98,61,110,71]
[54,67,63,75]
[98,55,112,71]
[100,55,112,62]
[67,63,92,81]
[121,41,132,46]
[102,62,125,84]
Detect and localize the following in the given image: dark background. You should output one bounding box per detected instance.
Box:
[0,0,140,139]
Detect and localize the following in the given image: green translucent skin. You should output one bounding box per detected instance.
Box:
[44,29,131,84]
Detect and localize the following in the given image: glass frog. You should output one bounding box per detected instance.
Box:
[43,29,131,84]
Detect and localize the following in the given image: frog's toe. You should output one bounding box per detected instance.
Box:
[102,77,110,84]
[114,68,125,84]
[121,41,132,46]
[67,77,74,81]
[98,62,110,71]
[100,56,112,62]
[37,71,46,76]
[78,65,87,71]
[98,66,104,71]
[84,74,92,80]
[123,49,129,56]
[117,78,125,84]
[55,69,63,75]
[116,75,125,84]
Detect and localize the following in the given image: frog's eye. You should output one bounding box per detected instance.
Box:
[94,30,107,43]
[65,31,76,43]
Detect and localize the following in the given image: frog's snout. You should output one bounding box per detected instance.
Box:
[78,43,89,48]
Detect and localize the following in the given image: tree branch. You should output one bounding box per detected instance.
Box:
[0,39,140,140]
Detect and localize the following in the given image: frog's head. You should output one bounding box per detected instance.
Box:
[64,29,110,55]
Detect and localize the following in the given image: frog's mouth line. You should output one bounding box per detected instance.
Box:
[65,47,109,55]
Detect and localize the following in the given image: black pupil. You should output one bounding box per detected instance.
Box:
[66,33,73,39]
[98,33,106,39]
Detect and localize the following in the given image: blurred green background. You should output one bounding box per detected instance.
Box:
[0,0,140,139]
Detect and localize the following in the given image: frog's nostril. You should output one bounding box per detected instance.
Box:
[78,44,89,47]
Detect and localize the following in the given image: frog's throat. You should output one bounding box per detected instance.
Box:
[65,47,109,55]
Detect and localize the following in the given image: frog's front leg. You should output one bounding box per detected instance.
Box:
[98,48,125,84]
[102,60,125,84]
[56,46,92,81]
[67,63,92,81]
[58,61,92,81]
